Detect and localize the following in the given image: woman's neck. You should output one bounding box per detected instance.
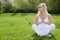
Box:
[39,11,47,19]
[40,11,45,15]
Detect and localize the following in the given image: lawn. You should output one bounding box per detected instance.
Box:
[0,13,60,40]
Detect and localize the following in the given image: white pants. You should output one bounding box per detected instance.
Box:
[32,24,55,36]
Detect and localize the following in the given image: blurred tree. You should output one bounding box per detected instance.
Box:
[40,0,46,3]
[0,0,60,13]
[28,0,40,12]
[46,0,60,13]
[0,2,1,13]
[1,0,13,13]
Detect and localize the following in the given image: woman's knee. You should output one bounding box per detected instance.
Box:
[50,24,56,29]
[32,24,38,29]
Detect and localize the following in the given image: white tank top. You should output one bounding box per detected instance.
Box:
[38,16,49,23]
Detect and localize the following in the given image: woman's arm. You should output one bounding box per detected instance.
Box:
[33,15,39,25]
[48,14,54,24]
[43,14,54,25]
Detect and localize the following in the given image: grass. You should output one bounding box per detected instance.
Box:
[0,13,60,40]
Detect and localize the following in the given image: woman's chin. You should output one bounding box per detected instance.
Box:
[40,11,44,13]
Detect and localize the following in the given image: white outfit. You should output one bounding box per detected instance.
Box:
[32,16,55,36]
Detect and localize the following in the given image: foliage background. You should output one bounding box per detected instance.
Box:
[0,0,60,13]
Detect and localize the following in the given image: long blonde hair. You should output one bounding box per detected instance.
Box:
[37,3,49,16]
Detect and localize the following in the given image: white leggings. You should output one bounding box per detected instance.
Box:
[32,24,55,36]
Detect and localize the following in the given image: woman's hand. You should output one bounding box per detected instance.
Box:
[38,19,44,24]
[39,19,50,25]
[43,22,50,25]
[38,22,42,24]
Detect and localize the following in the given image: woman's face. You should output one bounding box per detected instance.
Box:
[38,5,45,12]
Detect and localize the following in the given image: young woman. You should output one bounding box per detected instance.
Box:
[32,3,55,37]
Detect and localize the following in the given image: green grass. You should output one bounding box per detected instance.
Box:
[0,13,60,40]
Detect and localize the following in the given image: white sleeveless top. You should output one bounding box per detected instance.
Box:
[38,15,49,28]
[38,16,49,23]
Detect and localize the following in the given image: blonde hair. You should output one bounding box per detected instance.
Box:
[37,3,49,16]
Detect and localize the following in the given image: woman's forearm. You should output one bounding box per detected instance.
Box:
[44,22,54,25]
[43,22,50,25]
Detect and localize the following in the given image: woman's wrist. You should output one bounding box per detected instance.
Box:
[38,22,50,25]
[43,22,50,25]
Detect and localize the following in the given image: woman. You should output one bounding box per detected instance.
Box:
[32,3,55,37]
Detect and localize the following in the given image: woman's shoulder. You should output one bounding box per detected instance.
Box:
[47,13,52,17]
[35,15,38,18]
[34,15,38,19]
